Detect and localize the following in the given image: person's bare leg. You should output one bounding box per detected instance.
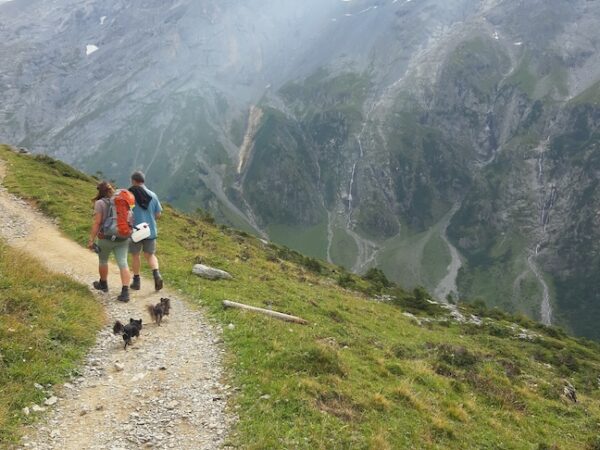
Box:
[99,264,108,281]
[132,252,142,276]
[144,252,159,270]
[145,252,163,290]
[119,267,131,286]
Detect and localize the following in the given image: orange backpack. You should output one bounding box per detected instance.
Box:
[101,189,135,240]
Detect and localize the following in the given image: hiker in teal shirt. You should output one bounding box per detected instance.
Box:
[128,171,164,291]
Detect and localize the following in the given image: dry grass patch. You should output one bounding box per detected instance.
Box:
[390,381,427,413]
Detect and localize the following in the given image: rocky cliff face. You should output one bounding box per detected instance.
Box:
[2,0,600,338]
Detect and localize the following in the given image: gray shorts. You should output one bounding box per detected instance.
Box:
[129,238,157,255]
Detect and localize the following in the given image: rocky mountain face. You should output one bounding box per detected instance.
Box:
[2,0,600,339]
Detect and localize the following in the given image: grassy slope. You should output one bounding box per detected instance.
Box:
[0,241,103,444]
[2,146,600,449]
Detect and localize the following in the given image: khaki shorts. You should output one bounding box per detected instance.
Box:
[129,238,157,255]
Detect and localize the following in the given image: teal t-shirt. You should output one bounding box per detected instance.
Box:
[132,186,162,239]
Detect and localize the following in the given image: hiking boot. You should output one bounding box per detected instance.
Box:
[153,269,163,291]
[154,276,163,291]
[93,280,108,293]
[117,286,130,303]
[130,275,141,290]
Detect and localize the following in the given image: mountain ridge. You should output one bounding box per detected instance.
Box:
[2,0,600,338]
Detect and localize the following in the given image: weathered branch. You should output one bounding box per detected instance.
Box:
[223,300,308,325]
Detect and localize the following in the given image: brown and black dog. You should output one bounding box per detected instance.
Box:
[147,297,171,326]
[113,318,143,349]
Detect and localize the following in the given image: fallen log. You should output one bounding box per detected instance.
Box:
[223,300,308,325]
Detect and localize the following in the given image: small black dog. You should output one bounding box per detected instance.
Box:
[113,318,143,349]
[147,297,171,326]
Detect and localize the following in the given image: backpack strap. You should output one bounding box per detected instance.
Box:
[99,197,112,236]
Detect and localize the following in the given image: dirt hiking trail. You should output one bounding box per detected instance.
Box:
[0,160,234,449]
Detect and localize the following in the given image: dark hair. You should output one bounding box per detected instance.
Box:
[93,181,115,202]
[131,171,145,183]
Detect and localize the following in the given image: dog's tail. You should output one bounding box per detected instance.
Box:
[147,305,157,323]
[113,320,125,335]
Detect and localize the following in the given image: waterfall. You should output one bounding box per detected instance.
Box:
[531,138,554,325]
[346,162,357,228]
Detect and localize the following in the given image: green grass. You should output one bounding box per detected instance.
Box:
[3,145,600,449]
[267,220,329,261]
[0,240,103,445]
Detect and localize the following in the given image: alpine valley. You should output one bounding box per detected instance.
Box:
[2,0,600,339]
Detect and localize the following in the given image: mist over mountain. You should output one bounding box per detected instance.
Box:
[2,0,600,339]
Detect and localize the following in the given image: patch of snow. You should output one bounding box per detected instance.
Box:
[358,6,376,14]
[514,41,523,46]
[100,16,107,25]
[86,45,99,56]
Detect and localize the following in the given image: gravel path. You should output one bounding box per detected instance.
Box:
[0,158,235,449]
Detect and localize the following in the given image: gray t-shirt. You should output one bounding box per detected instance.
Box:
[94,199,109,223]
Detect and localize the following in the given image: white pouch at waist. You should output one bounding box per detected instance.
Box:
[130,222,151,243]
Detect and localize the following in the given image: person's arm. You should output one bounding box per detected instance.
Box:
[88,212,102,250]
[154,197,163,220]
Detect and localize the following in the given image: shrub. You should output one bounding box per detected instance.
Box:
[555,350,579,373]
[362,267,391,293]
[532,348,553,364]
[499,360,521,378]
[436,345,478,368]
[195,208,216,224]
[471,299,488,315]
[337,272,356,289]
[486,307,509,321]
[513,313,537,329]
[486,323,511,338]
[542,325,567,339]
[265,250,278,262]
[393,287,443,316]
[276,246,303,263]
[433,362,456,378]
[302,256,323,273]
[390,343,408,359]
